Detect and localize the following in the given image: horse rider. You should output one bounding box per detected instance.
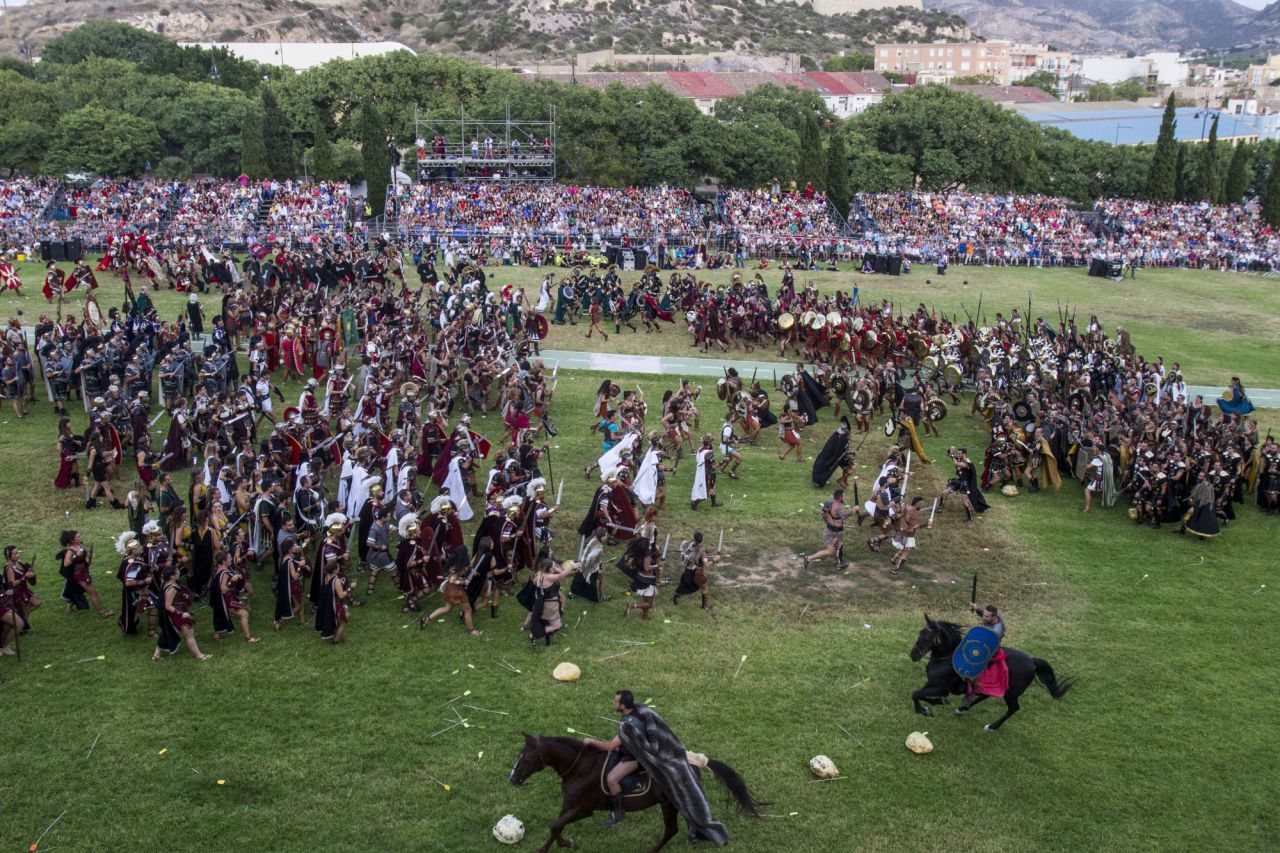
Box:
[957,603,1005,714]
[581,690,643,828]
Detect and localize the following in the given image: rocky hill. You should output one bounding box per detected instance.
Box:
[0,0,968,62]
[924,0,1263,52]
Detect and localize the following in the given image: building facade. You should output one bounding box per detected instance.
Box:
[874,41,1011,86]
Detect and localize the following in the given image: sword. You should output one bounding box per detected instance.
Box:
[148,408,168,429]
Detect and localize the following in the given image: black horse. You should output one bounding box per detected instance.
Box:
[509,734,766,853]
[910,614,1074,731]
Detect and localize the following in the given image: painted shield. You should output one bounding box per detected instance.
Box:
[952,625,1001,679]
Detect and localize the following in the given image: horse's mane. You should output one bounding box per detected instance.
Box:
[933,620,965,647]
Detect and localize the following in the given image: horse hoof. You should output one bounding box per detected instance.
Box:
[983,724,998,732]
[919,706,933,718]
[954,709,967,717]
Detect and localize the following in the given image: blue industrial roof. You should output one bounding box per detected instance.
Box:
[1018,106,1261,145]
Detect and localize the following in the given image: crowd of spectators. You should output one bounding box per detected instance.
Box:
[5,176,1280,272]
[1093,198,1280,271]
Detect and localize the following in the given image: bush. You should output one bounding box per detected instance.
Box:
[155,156,191,180]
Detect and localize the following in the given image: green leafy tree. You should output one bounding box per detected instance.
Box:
[825,128,852,216]
[1145,94,1179,201]
[823,53,873,71]
[1223,142,1250,203]
[0,119,46,173]
[162,85,256,176]
[261,89,297,179]
[1262,142,1280,226]
[358,102,391,216]
[240,109,270,179]
[44,105,162,175]
[1191,115,1220,202]
[1019,70,1060,97]
[850,85,1038,191]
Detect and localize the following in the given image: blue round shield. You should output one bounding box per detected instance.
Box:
[952,626,1001,679]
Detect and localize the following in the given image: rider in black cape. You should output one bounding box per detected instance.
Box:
[617,698,729,846]
[812,416,851,487]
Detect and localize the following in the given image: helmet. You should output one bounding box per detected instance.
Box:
[398,513,420,539]
[431,495,454,515]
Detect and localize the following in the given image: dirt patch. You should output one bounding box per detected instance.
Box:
[722,551,960,599]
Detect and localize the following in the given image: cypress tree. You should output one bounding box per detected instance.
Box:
[359,102,391,217]
[261,89,296,179]
[239,109,269,179]
[1223,142,1249,204]
[310,115,336,182]
[1174,142,1192,201]
[1145,93,1178,201]
[825,128,852,220]
[797,114,826,189]
[1191,114,1220,201]
[1262,142,1280,226]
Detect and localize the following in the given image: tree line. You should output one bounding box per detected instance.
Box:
[3,21,1278,222]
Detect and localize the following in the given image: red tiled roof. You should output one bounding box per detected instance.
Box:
[952,84,1057,104]
[809,71,885,96]
[766,71,818,91]
[666,71,738,99]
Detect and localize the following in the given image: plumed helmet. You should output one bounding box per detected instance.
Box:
[115,531,142,556]
[1000,484,1019,497]
[502,494,524,518]
[324,512,348,534]
[527,477,547,497]
[141,520,162,537]
[398,512,420,539]
[431,495,454,515]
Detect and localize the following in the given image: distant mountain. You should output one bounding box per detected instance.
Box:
[0,0,969,63]
[924,0,1260,52]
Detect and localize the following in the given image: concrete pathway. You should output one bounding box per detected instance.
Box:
[539,349,1279,408]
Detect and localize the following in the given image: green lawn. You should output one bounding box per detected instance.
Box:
[0,259,1277,851]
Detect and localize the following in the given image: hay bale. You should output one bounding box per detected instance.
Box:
[905,731,934,754]
[552,662,581,682]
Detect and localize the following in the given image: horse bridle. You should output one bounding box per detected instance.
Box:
[510,739,589,784]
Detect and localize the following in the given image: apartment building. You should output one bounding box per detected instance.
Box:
[874,41,1011,86]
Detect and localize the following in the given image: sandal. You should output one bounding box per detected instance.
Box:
[100,610,115,618]
[151,653,162,662]
[246,636,261,644]
[197,654,213,661]
[469,629,485,637]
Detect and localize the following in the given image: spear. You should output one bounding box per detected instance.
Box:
[555,477,564,506]
[662,533,670,561]
[929,496,938,526]
[717,528,724,554]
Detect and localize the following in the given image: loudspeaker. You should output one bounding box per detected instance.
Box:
[51,241,67,262]
[40,240,53,262]
[874,254,888,274]
[65,238,83,262]
[886,254,903,276]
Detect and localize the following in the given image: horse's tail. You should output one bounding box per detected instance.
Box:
[706,759,770,817]
[1034,658,1075,700]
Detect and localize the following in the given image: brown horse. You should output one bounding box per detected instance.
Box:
[509,734,766,853]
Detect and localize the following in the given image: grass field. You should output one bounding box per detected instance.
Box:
[0,258,1277,852]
